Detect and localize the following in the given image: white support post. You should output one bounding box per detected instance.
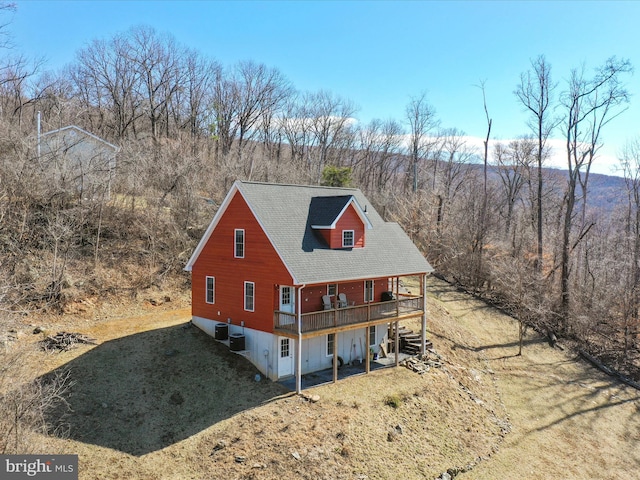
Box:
[296,285,304,394]
[333,332,339,383]
[421,273,427,355]
[365,325,370,374]
[395,320,399,366]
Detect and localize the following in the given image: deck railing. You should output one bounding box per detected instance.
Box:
[274,296,424,334]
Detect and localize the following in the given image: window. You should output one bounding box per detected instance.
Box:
[244,281,255,311]
[281,286,292,306]
[280,338,290,358]
[327,283,337,297]
[365,280,374,302]
[205,276,215,304]
[342,230,354,248]
[235,229,245,258]
[327,333,335,356]
[369,325,376,347]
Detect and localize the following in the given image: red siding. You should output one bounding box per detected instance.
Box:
[317,229,332,246]
[300,279,391,313]
[192,191,294,333]
[329,204,365,248]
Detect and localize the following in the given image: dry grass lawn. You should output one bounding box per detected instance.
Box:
[4,276,640,479]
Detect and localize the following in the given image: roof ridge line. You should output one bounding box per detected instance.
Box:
[238,180,358,190]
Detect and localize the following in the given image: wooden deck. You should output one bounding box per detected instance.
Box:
[274,296,424,338]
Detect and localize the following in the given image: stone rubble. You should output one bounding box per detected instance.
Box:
[400,349,445,374]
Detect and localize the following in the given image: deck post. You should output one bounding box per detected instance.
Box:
[333,332,339,383]
[296,285,304,394]
[394,319,399,366]
[421,273,427,355]
[395,276,400,318]
[365,326,370,374]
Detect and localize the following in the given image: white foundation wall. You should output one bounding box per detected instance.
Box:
[302,327,385,374]
[191,316,281,381]
[192,316,393,380]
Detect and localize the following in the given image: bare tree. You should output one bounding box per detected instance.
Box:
[127,26,185,144]
[493,138,535,240]
[0,2,15,51]
[405,92,438,192]
[306,90,357,183]
[432,128,474,234]
[279,93,311,169]
[71,34,143,139]
[472,81,492,292]
[211,65,239,159]
[235,61,291,178]
[353,118,404,194]
[558,57,632,332]
[172,48,219,143]
[0,3,45,129]
[619,138,640,358]
[0,54,39,126]
[0,347,72,454]
[515,55,556,272]
[210,61,292,176]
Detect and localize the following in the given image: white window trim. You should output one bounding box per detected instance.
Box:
[369,324,376,347]
[244,281,255,312]
[342,230,355,248]
[327,283,338,297]
[364,280,374,302]
[205,276,215,304]
[326,333,335,357]
[235,229,245,258]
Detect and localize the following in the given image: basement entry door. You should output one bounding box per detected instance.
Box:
[278,337,294,377]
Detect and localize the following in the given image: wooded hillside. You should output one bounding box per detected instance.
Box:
[1,11,638,379]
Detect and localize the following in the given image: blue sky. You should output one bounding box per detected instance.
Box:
[8,0,640,174]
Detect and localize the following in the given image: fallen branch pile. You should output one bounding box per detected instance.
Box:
[40,332,97,351]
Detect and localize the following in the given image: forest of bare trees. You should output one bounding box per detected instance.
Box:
[1,11,639,381]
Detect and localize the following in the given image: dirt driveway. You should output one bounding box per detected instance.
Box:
[427,279,640,479]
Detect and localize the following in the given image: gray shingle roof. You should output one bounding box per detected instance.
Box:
[235,181,433,284]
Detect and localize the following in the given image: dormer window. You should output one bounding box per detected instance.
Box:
[342,230,354,248]
[309,195,372,249]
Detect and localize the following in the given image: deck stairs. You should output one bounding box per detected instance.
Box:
[390,325,432,355]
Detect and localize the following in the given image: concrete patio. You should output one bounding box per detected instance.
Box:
[279,353,411,391]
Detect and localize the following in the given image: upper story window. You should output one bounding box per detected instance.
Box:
[205,276,215,304]
[327,283,337,297]
[235,229,245,258]
[342,230,354,248]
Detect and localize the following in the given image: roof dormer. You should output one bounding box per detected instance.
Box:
[309,195,372,249]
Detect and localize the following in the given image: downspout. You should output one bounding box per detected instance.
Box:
[296,284,305,394]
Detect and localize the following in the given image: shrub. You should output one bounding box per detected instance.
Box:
[384,394,402,409]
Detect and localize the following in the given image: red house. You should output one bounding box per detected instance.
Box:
[185,181,433,392]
